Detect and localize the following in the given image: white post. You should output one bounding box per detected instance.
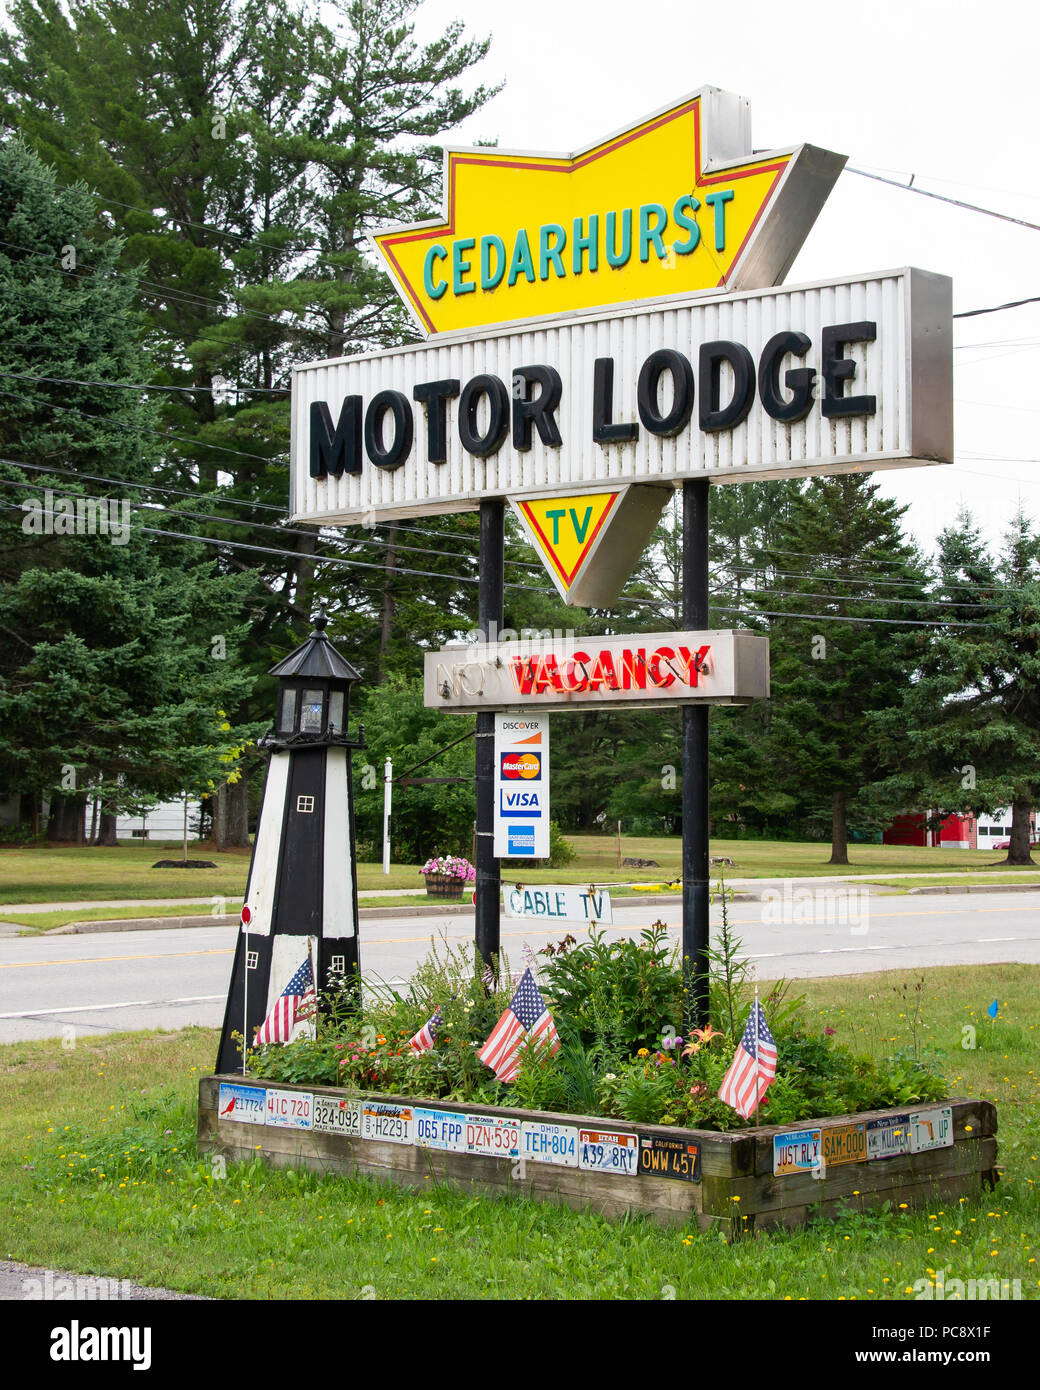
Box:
[182,792,189,863]
[382,758,393,874]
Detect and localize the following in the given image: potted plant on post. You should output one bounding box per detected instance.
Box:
[420,853,476,900]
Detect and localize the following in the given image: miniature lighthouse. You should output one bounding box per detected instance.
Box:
[215,604,364,1073]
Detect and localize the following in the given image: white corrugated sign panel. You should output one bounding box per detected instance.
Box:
[290,267,951,524]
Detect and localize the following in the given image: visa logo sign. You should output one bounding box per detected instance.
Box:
[500,789,542,818]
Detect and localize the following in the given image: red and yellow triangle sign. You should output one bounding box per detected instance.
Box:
[516,493,620,590]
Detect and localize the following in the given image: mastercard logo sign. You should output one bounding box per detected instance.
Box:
[501,752,541,780]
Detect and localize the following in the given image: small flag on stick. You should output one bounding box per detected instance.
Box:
[254,954,315,1046]
[478,967,559,1083]
[409,1006,443,1054]
[987,999,999,1020]
[718,999,777,1119]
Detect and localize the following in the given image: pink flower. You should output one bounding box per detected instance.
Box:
[824,1026,836,1036]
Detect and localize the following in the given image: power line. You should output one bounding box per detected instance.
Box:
[0,369,287,398]
[954,295,1040,320]
[847,167,1040,233]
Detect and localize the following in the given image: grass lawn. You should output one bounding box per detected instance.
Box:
[2,837,1033,910]
[1,963,1037,1300]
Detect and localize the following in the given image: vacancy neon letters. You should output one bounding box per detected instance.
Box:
[510,643,712,696]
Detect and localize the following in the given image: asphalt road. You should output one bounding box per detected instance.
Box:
[1,889,1038,1044]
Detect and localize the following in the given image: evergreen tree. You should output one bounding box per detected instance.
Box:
[879,508,1040,866]
[0,136,260,839]
[749,474,931,864]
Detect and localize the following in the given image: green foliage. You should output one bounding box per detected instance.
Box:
[538,923,681,1059]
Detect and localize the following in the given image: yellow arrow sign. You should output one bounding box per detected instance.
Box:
[511,486,669,608]
[372,87,844,336]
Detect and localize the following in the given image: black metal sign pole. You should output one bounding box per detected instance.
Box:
[475,497,505,975]
[682,478,710,1030]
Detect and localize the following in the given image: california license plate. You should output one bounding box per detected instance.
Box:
[578,1129,639,1175]
[638,1136,700,1182]
[312,1095,362,1136]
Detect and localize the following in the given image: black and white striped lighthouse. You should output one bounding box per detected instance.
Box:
[216,604,364,1073]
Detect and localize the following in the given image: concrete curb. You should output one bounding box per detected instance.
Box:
[906,882,1040,895]
[40,892,772,934]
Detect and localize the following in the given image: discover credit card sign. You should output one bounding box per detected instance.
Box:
[494,714,549,859]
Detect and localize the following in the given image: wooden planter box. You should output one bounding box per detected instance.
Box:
[198,1076,997,1238]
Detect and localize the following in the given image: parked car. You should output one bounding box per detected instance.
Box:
[992,837,1040,850]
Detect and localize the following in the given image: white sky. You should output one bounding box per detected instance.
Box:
[410,0,1040,558]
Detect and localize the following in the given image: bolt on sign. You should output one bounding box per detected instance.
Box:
[369,88,846,336]
[510,485,670,607]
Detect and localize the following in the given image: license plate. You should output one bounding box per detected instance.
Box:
[312,1095,362,1136]
[773,1129,822,1175]
[866,1113,911,1160]
[578,1130,639,1175]
[463,1115,521,1158]
[638,1136,700,1182]
[361,1103,414,1145]
[520,1121,579,1167]
[909,1106,953,1153]
[217,1083,267,1125]
[265,1088,313,1130]
[821,1122,867,1167]
[415,1108,467,1152]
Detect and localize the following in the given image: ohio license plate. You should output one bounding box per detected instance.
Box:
[265,1089,313,1129]
[909,1106,953,1153]
[638,1136,700,1182]
[361,1103,414,1145]
[520,1120,579,1167]
[578,1130,639,1175]
[463,1115,521,1158]
[312,1095,362,1136]
[217,1083,267,1125]
[415,1108,467,1152]
[821,1122,867,1167]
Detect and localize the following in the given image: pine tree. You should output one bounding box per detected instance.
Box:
[0,136,261,838]
[879,508,1040,866]
[750,474,931,864]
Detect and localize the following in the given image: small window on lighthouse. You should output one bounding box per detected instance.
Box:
[296,795,315,813]
[300,689,323,732]
[278,688,297,731]
[328,690,344,731]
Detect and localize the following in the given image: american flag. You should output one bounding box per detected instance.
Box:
[254,955,315,1046]
[478,967,558,1083]
[717,1001,777,1119]
[409,1005,442,1054]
